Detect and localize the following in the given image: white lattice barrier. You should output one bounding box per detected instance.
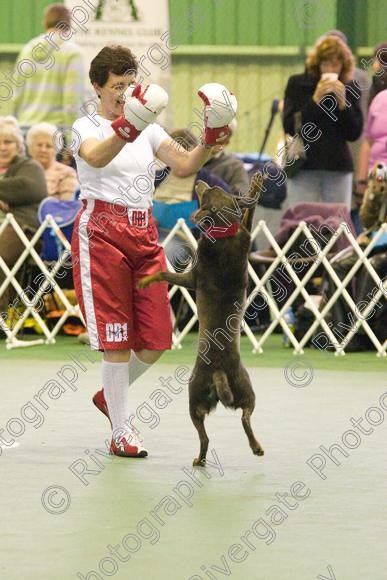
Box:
[0,213,83,349]
[161,218,198,349]
[246,220,387,357]
[1,213,386,355]
[159,219,386,356]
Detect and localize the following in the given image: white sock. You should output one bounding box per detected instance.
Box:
[129,351,152,385]
[102,360,129,434]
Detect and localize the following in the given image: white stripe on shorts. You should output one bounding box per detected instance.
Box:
[78,200,100,350]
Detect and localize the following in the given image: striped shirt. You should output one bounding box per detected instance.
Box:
[12,30,85,130]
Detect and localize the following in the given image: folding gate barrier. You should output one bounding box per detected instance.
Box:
[0,213,386,356]
[0,213,81,349]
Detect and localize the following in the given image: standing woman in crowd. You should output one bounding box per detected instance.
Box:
[71,45,234,458]
[283,35,363,209]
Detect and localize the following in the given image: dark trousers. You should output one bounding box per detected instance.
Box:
[0,223,27,317]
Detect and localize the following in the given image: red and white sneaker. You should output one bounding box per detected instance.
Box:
[110,427,148,458]
[92,389,112,428]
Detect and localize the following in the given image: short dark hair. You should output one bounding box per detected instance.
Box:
[89,45,138,87]
[44,3,71,30]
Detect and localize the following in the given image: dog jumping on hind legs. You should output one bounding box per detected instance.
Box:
[138,173,264,466]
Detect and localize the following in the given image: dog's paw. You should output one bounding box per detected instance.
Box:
[137,275,155,289]
[193,457,206,467]
[253,447,264,457]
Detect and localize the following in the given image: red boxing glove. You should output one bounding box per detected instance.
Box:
[202,125,231,146]
[111,83,169,143]
[198,83,237,146]
[111,117,141,142]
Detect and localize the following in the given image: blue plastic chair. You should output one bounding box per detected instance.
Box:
[38,197,82,260]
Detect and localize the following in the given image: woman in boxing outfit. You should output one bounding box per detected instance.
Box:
[71,45,235,457]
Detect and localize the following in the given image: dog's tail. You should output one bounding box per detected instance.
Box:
[213,370,234,406]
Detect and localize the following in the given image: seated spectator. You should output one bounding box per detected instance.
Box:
[27,123,79,200]
[154,129,230,270]
[283,35,363,209]
[316,163,387,351]
[202,119,249,195]
[0,116,47,322]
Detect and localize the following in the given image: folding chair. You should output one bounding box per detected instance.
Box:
[38,197,82,261]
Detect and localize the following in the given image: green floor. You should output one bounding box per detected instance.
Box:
[1,332,386,372]
[0,338,386,579]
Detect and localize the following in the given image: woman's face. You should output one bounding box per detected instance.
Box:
[319,57,343,77]
[29,133,56,169]
[0,135,18,168]
[372,58,382,73]
[94,71,137,119]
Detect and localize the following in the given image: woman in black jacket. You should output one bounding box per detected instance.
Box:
[283,35,363,209]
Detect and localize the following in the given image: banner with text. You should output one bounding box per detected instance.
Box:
[64,0,171,125]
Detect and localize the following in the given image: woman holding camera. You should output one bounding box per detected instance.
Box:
[283,35,363,209]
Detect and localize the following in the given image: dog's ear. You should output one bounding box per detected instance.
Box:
[195,180,210,203]
[236,171,264,208]
[251,171,264,191]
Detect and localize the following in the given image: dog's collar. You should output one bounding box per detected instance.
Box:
[204,222,241,239]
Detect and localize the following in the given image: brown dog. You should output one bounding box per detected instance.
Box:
[138,173,264,465]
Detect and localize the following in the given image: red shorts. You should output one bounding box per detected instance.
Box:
[71,200,172,351]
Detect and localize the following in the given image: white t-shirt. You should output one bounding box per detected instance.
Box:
[72,115,169,208]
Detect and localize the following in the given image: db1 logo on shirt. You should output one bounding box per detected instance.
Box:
[106,323,128,342]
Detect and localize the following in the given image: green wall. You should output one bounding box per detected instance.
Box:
[0,0,54,45]
[2,0,387,50]
[169,0,336,47]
